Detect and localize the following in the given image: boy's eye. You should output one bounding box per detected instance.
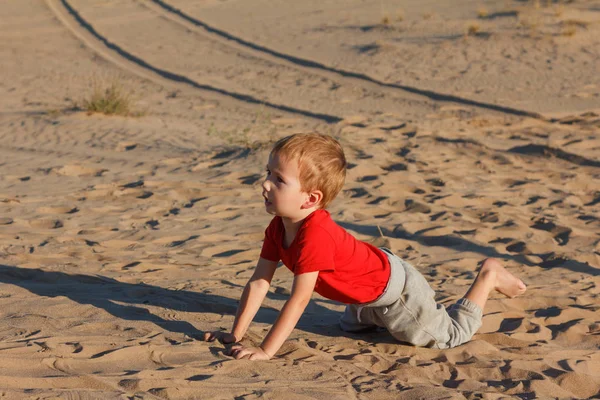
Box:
[277,176,285,183]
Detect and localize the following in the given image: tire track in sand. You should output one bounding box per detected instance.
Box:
[145,0,546,121]
[45,0,343,124]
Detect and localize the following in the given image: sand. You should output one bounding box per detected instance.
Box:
[1,0,599,398]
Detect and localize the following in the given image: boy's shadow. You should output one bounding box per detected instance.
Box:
[0,263,348,340]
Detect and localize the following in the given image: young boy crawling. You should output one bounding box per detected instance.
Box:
[204,133,526,360]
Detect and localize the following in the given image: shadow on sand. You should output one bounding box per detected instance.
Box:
[338,221,599,276]
[0,263,351,341]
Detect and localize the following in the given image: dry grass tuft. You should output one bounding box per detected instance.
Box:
[477,7,489,18]
[562,19,590,28]
[554,5,564,16]
[82,81,139,117]
[396,8,405,22]
[560,19,589,36]
[467,23,481,36]
[562,25,577,36]
[519,15,540,34]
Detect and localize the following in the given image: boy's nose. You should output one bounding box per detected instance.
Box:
[262,178,270,191]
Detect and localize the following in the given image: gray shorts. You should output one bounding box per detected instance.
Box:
[339,249,482,349]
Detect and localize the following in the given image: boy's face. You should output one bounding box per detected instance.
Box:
[262,153,309,220]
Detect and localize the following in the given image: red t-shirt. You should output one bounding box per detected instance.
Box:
[259,209,390,304]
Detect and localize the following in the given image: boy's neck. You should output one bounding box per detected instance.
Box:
[281,208,318,237]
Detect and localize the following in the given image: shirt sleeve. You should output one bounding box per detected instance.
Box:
[259,217,281,262]
[293,226,336,275]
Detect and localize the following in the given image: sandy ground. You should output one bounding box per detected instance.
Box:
[1,0,599,398]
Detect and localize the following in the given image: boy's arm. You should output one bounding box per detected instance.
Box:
[231,270,319,360]
[231,257,278,341]
[204,257,277,343]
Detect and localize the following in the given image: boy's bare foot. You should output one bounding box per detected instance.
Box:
[480,258,527,298]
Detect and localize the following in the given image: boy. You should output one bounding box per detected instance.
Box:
[204,133,526,360]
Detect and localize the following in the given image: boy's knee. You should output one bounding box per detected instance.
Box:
[444,299,483,347]
[339,306,378,332]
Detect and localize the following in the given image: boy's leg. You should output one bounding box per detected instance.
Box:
[463,258,527,310]
[380,257,526,349]
[376,259,483,349]
[339,304,379,333]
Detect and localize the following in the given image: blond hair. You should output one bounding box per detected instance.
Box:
[271,133,347,209]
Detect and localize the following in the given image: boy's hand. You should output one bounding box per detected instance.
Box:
[203,331,238,344]
[229,345,271,360]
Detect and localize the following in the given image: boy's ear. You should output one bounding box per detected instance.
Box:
[302,190,323,209]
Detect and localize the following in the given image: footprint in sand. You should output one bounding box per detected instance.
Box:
[152,235,198,248]
[479,211,499,223]
[404,199,431,214]
[166,188,207,207]
[342,115,368,127]
[202,244,248,258]
[505,241,529,254]
[357,175,378,182]
[239,174,262,185]
[64,342,83,354]
[101,239,139,250]
[426,178,445,187]
[546,318,585,340]
[577,214,598,225]
[530,217,572,246]
[181,198,207,209]
[396,147,411,158]
[368,196,388,205]
[382,162,408,172]
[525,195,546,206]
[114,188,154,200]
[211,249,248,258]
[145,220,159,230]
[121,261,142,270]
[429,211,447,221]
[29,219,63,229]
[378,123,407,132]
[119,379,140,391]
[115,141,137,152]
[534,306,562,318]
[121,180,144,189]
[354,149,373,159]
[584,193,600,207]
[136,191,154,199]
[187,375,211,382]
[54,164,107,177]
[498,317,523,333]
[344,187,369,198]
[36,206,78,214]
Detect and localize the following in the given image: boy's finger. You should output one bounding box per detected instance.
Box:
[222,334,235,344]
[227,348,238,357]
